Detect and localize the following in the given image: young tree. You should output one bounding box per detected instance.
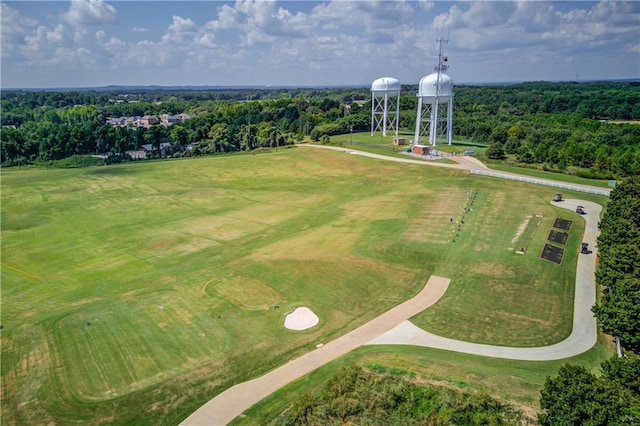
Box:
[592,278,640,348]
[601,355,640,396]
[169,125,188,152]
[486,142,506,160]
[144,125,165,158]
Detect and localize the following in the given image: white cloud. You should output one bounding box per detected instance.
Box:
[2,1,638,87]
[206,0,310,46]
[161,15,203,46]
[97,34,127,53]
[63,0,118,27]
[195,33,217,49]
[73,28,91,43]
[1,4,37,56]
[418,0,435,11]
[168,16,198,34]
[21,25,68,58]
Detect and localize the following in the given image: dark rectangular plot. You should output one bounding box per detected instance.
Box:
[541,243,565,265]
[553,218,573,230]
[547,230,569,246]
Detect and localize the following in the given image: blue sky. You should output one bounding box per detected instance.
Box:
[2,1,639,88]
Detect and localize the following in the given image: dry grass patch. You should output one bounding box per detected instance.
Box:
[471,191,507,252]
[469,262,517,279]
[342,193,409,222]
[248,223,360,262]
[404,187,466,244]
[511,215,532,245]
[175,215,265,241]
[208,276,281,310]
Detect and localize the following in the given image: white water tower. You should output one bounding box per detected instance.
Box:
[371,77,401,137]
[414,38,453,146]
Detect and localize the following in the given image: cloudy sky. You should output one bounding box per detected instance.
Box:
[1,0,639,88]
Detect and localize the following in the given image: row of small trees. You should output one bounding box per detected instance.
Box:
[592,177,640,349]
[539,177,640,425]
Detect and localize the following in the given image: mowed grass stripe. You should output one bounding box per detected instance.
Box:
[1,148,609,424]
[54,294,232,399]
[412,181,585,346]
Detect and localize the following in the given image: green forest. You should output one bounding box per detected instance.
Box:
[2,81,639,177]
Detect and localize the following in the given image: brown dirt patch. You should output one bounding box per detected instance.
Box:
[469,262,516,279]
[511,216,532,244]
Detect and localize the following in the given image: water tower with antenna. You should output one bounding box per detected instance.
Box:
[370,77,401,137]
[414,35,453,147]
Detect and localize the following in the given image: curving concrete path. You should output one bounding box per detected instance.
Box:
[298,144,611,196]
[181,147,606,424]
[298,144,462,169]
[181,276,450,426]
[368,199,602,360]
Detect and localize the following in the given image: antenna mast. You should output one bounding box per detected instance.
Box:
[431,32,449,145]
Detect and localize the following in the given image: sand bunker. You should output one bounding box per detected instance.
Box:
[284,307,319,330]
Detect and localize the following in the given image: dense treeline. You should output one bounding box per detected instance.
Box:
[0,97,369,165]
[274,365,524,425]
[2,82,639,175]
[0,87,368,125]
[539,360,640,425]
[446,82,640,178]
[592,177,640,350]
[539,177,640,425]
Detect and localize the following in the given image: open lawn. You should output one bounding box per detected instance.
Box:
[487,163,613,188]
[327,131,487,158]
[1,148,609,424]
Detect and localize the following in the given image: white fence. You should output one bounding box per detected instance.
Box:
[470,170,611,197]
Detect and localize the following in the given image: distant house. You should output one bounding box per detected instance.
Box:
[124,116,140,127]
[140,115,160,127]
[107,117,126,126]
[141,142,172,158]
[160,114,186,126]
[107,113,190,128]
[127,149,147,160]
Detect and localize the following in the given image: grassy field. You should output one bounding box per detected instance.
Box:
[1,147,610,424]
[486,163,613,188]
[328,130,488,157]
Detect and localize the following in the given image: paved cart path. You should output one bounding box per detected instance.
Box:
[182,146,605,424]
[299,144,610,196]
[369,199,602,361]
[181,276,450,426]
